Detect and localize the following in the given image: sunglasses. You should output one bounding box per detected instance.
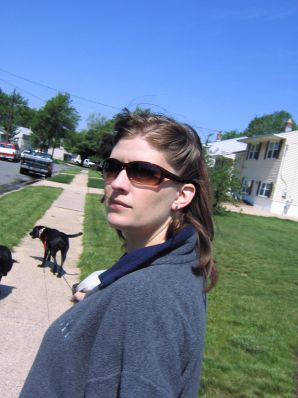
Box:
[101,158,187,186]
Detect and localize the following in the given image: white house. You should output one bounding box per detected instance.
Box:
[207,135,247,176]
[0,127,8,141]
[207,136,247,160]
[13,127,33,150]
[13,126,72,161]
[238,130,298,219]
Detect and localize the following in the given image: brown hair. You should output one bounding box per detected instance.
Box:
[110,109,217,290]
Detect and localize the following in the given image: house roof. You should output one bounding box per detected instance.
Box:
[239,130,298,144]
[207,137,247,156]
[14,126,32,138]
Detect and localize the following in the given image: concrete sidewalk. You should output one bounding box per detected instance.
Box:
[0,170,102,397]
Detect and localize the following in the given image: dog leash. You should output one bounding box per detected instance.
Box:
[62,274,74,293]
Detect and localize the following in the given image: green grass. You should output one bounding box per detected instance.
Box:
[78,193,122,279]
[88,169,101,178]
[61,167,81,175]
[47,174,75,184]
[200,213,298,398]
[87,177,104,189]
[0,186,62,248]
[78,203,298,398]
[2,185,297,397]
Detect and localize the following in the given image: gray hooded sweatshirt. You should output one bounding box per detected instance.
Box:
[20,231,206,398]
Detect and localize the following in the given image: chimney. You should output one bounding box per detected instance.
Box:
[284,118,293,132]
[216,132,222,141]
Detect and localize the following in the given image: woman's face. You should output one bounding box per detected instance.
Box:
[104,136,182,250]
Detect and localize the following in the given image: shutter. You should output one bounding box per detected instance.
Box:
[276,140,283,159]
[256,181,261,196]
[268,182,274,198]
[249,180,254,195]
[264,142,269,159]
[256,143,262,159]
[246,144,251,160]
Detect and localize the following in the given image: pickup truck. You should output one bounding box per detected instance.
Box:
[83,159,96,168]
[20,150,53,177]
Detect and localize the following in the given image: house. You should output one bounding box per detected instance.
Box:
[13,127,33,150]
[0,127,8,141]
[207,134,247,176]
[238,128,298,219]
[13,126,73,161]
[48,145,73,162]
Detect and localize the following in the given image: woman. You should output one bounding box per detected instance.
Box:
[20,111,217,398]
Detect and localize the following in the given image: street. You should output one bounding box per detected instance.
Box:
[0,160,68,194]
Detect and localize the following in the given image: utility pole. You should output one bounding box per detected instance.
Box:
[6,89,16,140]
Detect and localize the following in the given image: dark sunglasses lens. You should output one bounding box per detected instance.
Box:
[102,159,122,180]
[127,162,162,186]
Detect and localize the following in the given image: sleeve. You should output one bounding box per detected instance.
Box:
[84,277,193,398]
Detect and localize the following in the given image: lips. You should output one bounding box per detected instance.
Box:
[108,199,131,209]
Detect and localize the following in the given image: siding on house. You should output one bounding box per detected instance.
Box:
[272,132,298,217]
[239,131,298,219]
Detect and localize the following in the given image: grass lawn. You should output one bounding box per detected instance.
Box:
[78,200,298,398]
[87,169,104,189]
[88,169,101,178]
[61,167,81,175]
[78,193,121,279]
[47,174,75,184]
[88,177,104,189]
[200,212,298,398]
[0,186,62,248]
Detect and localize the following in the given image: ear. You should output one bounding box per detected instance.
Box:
[171,183,196,211]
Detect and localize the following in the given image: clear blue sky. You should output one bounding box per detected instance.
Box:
[1,0,297,140]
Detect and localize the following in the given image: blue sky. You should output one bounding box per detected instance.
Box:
[1,0,297,140]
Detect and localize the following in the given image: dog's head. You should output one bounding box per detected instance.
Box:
[29,225,45,239]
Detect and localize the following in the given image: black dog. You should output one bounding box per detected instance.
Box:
[29,226,83,277]
[0,245,18,286]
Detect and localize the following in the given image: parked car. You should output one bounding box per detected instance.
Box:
[21,149,33,159]
[0,141,21,162]
[83,159,96,168]
[20,150,53,177]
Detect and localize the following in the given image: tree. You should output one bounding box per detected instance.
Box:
[0,89,36,138]
[30,93,79,154]
[244,110,297,136]
[221,129,243,140]
[204,137,241,213]
[66,113,116,163]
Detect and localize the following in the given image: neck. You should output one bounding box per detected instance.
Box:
[125,217,172,252]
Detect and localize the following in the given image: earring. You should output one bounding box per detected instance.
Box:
[175,205,179,210]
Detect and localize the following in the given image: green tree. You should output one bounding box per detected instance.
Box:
[221,129,243,140]
[0,89,36,138]
[245,110,297,136]
[66,113,116,163]
[30,93,79,154]
[0,89,11,134]
[204,137,241,213]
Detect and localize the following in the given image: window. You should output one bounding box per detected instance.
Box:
[264,140,283,159]
[257,182,273,198]
[242,179,253,195]
[247,143,261,160]
[267,142,279,159]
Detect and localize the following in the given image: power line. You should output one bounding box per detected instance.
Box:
[0,67,231,135]
[0,77,46,103]
[0,67,121,111]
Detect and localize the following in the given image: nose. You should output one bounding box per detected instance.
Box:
[110,168,130,191]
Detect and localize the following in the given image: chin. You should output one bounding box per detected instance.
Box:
[107,214,129,230]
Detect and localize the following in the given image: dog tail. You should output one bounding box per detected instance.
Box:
[67,232,83,238]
